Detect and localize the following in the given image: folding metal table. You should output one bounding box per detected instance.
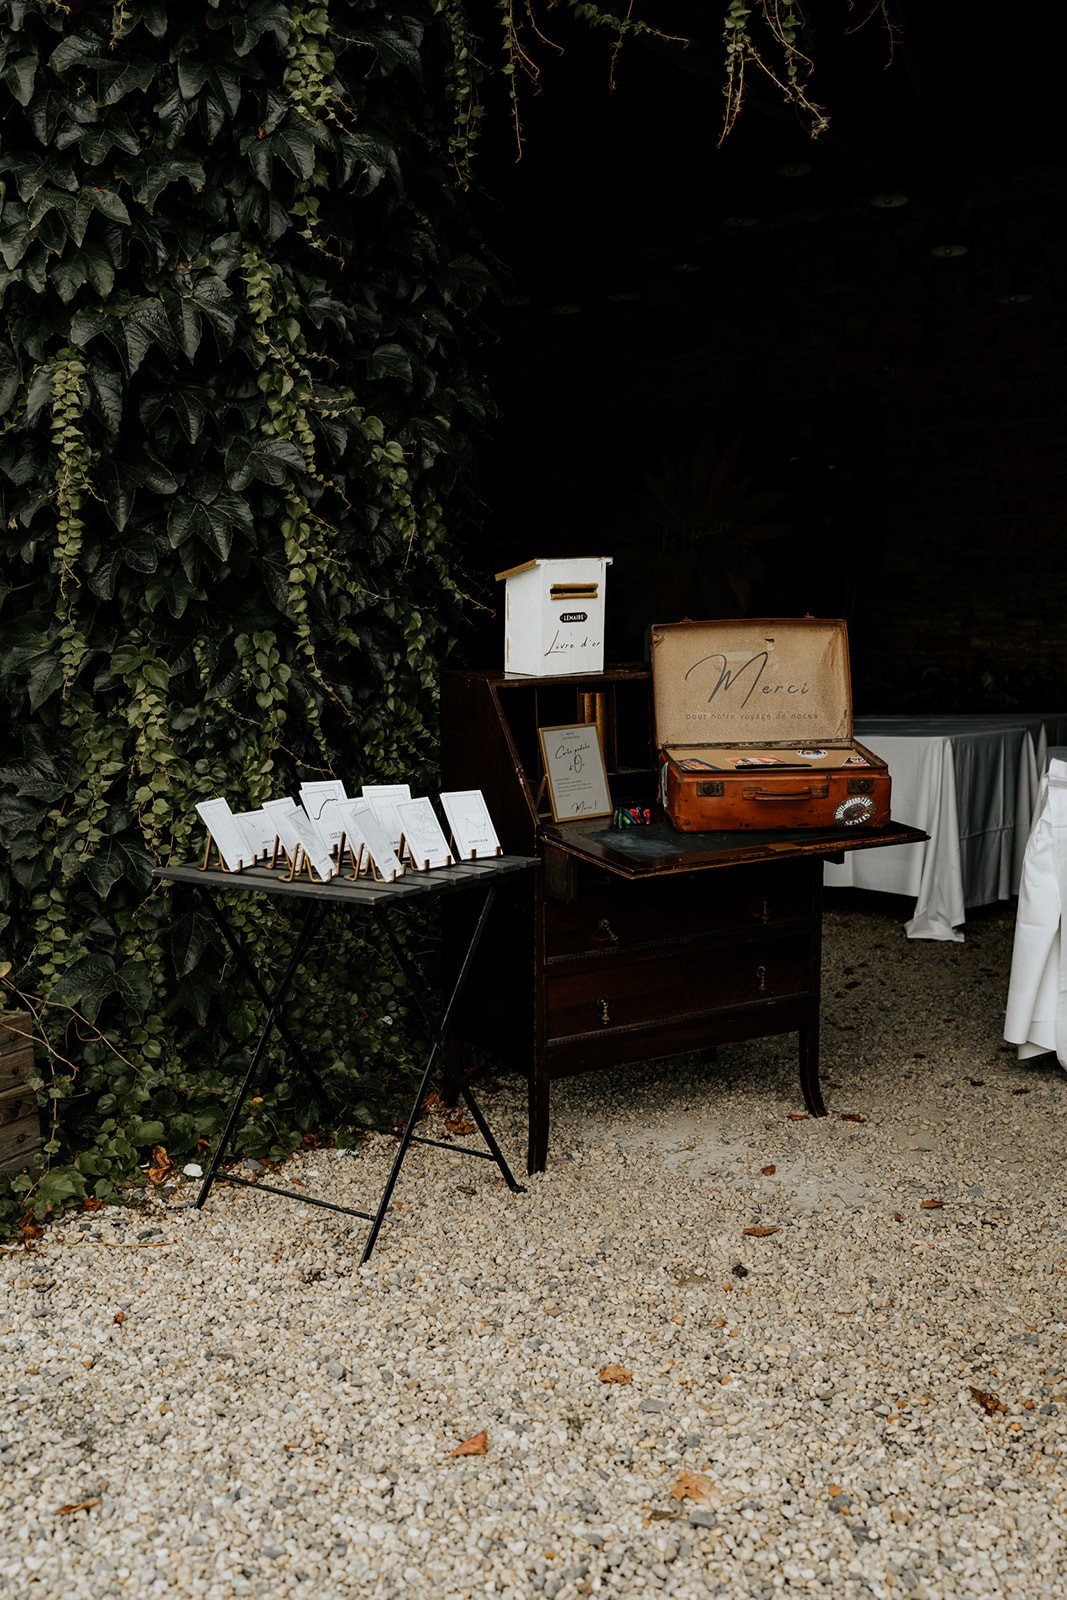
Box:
[154,854,537,1262]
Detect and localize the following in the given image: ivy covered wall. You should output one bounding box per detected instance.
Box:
[0,0,493,1219]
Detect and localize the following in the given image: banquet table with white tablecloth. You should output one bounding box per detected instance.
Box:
[823,714,1067,939]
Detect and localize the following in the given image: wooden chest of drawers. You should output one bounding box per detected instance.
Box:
[0,1011,40,1179]
[441,667,922,1173]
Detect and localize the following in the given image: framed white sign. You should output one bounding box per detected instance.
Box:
[196,798,254,872]
[335,797,404,883]
[440,790,501,860]
[395,796,453,870]
[537,722,612,822]
[362,783,412,853]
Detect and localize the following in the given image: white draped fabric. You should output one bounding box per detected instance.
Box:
[1004,759,1067,1067]
[823,714,1067,941]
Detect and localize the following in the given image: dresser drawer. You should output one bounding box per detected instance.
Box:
[543,865,812,960]
[544,934,812,1041]
[0,1011,33,1091]
[0,1085,41,1178]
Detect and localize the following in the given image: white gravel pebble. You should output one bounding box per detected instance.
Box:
[2,899,1066,1598]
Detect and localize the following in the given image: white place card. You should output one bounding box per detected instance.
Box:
[299,780,348,852]
[335,797,404,883]
[395,796,453,870]
[440,790,501,860]
[234,809,276,861]
[196,798,254,872]
[262,797,335,882]
[362,783,412,853]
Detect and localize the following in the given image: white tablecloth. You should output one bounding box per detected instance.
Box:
[823,714,1067,940]
[1004,759,1067,1066]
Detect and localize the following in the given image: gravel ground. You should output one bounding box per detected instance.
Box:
[2,895,1066,1600]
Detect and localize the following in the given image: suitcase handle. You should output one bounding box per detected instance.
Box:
[742,783,829,801]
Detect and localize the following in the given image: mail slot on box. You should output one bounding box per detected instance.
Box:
[496,557,611,676]
[651,617,892,831]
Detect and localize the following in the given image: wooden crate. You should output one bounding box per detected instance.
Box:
[0,1011,41,1178]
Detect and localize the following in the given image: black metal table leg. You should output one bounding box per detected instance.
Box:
[196,886,346,1123]
[195,902,324,1211]
[360,882,523,1264]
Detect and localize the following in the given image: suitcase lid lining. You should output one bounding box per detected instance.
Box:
[651,617,853,747]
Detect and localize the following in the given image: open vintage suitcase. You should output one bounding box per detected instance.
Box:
[651,617,891,832]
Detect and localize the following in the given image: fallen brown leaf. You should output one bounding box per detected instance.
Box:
[761,1164,777,1176]
[920,1200,946,1210]
[743,1226,780,1238]
[444,1113,476,1136]
[146,1144,174,1185]
[56,1498,100,1516]
[669,1469,716,1506]
[1012,1087,1032,1096]
[113,1312,124,1325]
[451,1430,488,1457]
[599,1364,632,1385]
[788,1113,809,1121]
[969,1386,1005,1416]
[840,1113,867,1123]
[892,1212,904,1222]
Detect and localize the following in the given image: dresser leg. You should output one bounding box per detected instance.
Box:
[799,1023,826,1117]
[528,1069,549,1174]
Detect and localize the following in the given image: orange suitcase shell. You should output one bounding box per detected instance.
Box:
[651,617,891,832]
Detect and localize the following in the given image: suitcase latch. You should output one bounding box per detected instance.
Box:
[847,778,875,794]
[697,780,725,797]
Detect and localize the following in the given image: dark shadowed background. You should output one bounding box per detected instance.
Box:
[456,3,1067,712]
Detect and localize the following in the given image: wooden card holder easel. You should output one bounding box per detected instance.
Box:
[398,835,454,872]
[447,831,502,863]
[200,835,241,873]
[270,835,296,875]
[533,774,555,822]
[339,833,396,884]
[271,839,334,885]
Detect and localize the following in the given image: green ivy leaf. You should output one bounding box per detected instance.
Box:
[122,296,178,375]
[170,907,215,978]
[224,435,306,489]
[0,204,31,271]
[85,829,154,895]
[51,953,119,1024]
[0,353,21,416]
[368,343,413,383]
[2,53,38,107]
[123,1117,166,1148]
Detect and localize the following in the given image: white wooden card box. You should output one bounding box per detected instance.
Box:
[496,556,611,676]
